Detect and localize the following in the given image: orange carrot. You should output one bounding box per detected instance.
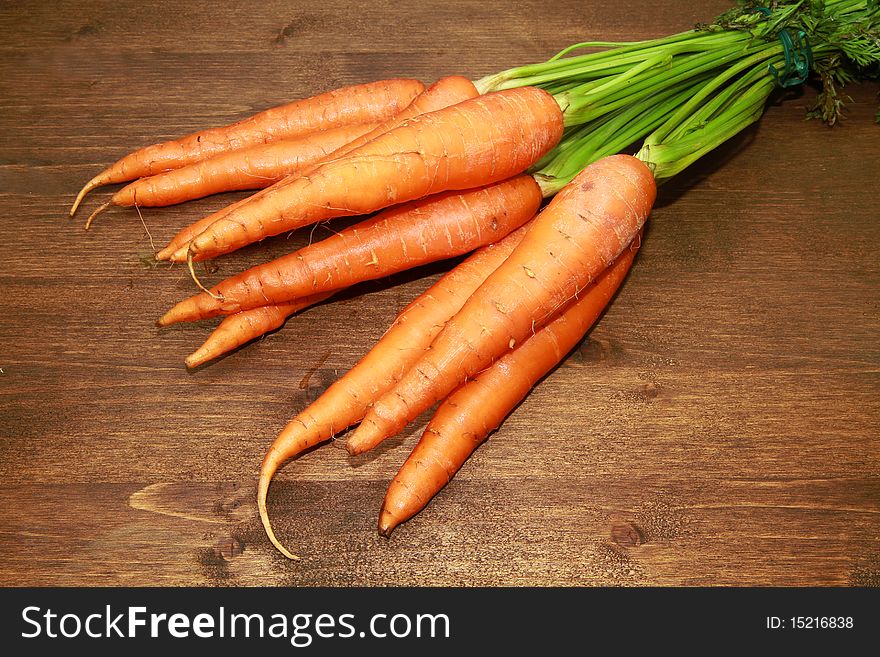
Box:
[378,230,642,537]
[158,76,479,262]
[317,75,479,164]
[157,174,542,326]
[346,154,656,456]
[156,193,257,261]
[183,87,563,262]
[70,78,424,216]
[258,224,530,559]
[184,292,334,369]
[104,123,379,209]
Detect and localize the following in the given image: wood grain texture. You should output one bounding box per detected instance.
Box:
[1,0,878,587]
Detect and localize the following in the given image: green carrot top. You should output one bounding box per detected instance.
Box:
[478,0,880,191]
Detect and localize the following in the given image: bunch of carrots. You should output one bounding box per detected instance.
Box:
[71,1,879,558]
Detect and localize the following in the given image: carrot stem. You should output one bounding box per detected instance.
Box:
[532,72,714,194]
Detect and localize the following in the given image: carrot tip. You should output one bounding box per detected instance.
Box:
[377,514,396,538]
[263,516,301,561]
[184,346,214,369]
[83,201,111,230]
[169,246,189,263]
[258,471,301,561]
[345,421,385,456]
[70,176,103,217]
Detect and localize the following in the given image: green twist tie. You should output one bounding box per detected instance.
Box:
[754,6,814,88]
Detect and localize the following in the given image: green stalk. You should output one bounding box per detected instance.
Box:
[475,29,752,93]
[641,49,776,146]
[532,73,717,194]
[558,43,763,125]
[483,0,879,189]
[638,77,776,180]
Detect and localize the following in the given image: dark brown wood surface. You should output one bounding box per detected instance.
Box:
[1,0,878,587]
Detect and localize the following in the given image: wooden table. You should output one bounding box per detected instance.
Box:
[1,0,878,587]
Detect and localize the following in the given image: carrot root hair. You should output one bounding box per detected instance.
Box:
[186,250,224,301]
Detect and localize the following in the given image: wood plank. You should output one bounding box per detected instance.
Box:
[1,0,877,586]
[1,476,877,586]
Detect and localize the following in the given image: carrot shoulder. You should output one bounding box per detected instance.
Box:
[258,224,530,559]
[346,154,656,456]
[378,230,642,537]
[185,87,563,261]
[158,76,479,262]
[158,174,542,326]
[70,78,424,215]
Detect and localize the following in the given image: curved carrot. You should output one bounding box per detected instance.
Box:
[158,76,480,262]
[107,123,379,209]
[378,230,642,537]
[184,87,563,262]
[184,292,334,369]
[345,154,656,456]
[70,78,424,216]
[157,174,542,326]
[258,223,531,559]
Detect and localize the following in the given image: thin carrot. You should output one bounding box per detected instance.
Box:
[258,224,531,559]
[378,229,642,537]
[157,174,542,326]
[158,76,480,262]
[99,123,379,210]
[318,75,480,163]
[345,154,656,456]
[156,194,256,261]
[183,87,563,262]
[70,78,424,216]
[184,292,334,369]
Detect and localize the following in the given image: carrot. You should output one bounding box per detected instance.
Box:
[156,194,258,261]
[93,122,379,213]
[378,229,642,537]
[258,224,530,559]
[184,292,334,369]
[345,154,656,456]
[158,76,480,261]
[157,174,542,326]
[69,78,424,216]
[183,87,563,262]
[314,75,480,164]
